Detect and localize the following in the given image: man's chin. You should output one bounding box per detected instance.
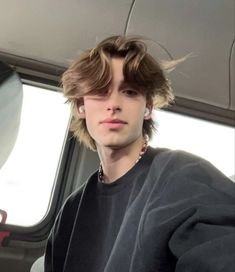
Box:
[104,144,125,150]
[103,140,135,151]
[97,135,142,151]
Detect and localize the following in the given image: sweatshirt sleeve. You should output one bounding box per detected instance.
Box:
[44,224,55,272]
[44,188,83,272]
[44,206,71,272]
[167,160,235,272]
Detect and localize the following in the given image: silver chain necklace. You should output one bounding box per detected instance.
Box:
[98,141,148,184]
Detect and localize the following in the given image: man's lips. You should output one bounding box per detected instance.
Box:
[100,118,127,124]
[100,118,127,128]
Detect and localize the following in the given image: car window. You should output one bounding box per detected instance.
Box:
[0,85,70,226]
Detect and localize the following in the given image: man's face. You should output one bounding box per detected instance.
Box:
[81,58,151,150]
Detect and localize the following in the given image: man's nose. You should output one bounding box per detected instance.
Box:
[106,91,121,113]
[107,105,121,113]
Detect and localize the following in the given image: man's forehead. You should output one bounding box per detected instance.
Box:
[109,78,136,89]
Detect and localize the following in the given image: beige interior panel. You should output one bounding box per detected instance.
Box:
[127,0,234,109]
[0,0,132,66]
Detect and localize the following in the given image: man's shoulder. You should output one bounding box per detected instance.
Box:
[63,171,98,211]
[152,147,219,176]
[149,147,235,198]
[147,147,208,184]
[53,172,97,233]
[65,183,86,206]
[150,147,206,169]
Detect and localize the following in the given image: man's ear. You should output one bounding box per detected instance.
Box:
[144,104,153,120]
[76,100,86,119]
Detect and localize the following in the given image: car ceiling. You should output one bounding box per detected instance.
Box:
[0,0,234,124]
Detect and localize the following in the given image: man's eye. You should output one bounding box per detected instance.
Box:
[123,89,138,96]
[96,92,107,97]
[86,91,108,99]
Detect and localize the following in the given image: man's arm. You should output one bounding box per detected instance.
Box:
[44,187,84,272]
[168,159,235,271]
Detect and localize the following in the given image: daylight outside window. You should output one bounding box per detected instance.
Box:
[150,110,235,181]
[0,85,70,227]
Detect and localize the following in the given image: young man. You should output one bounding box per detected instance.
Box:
[45,36,235,272]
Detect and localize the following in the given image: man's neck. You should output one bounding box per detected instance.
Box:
[97,137,146,184]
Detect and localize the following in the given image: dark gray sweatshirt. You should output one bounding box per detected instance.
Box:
[45,147,235,272]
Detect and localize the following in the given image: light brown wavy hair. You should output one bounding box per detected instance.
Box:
[62,35,180,151]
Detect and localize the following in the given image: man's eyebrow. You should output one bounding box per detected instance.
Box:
[119,81,133,89]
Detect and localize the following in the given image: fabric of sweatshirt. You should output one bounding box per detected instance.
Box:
[44,147,235,272]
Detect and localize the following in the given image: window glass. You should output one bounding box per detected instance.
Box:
[0,85,70,226]
[150,110,235,180]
